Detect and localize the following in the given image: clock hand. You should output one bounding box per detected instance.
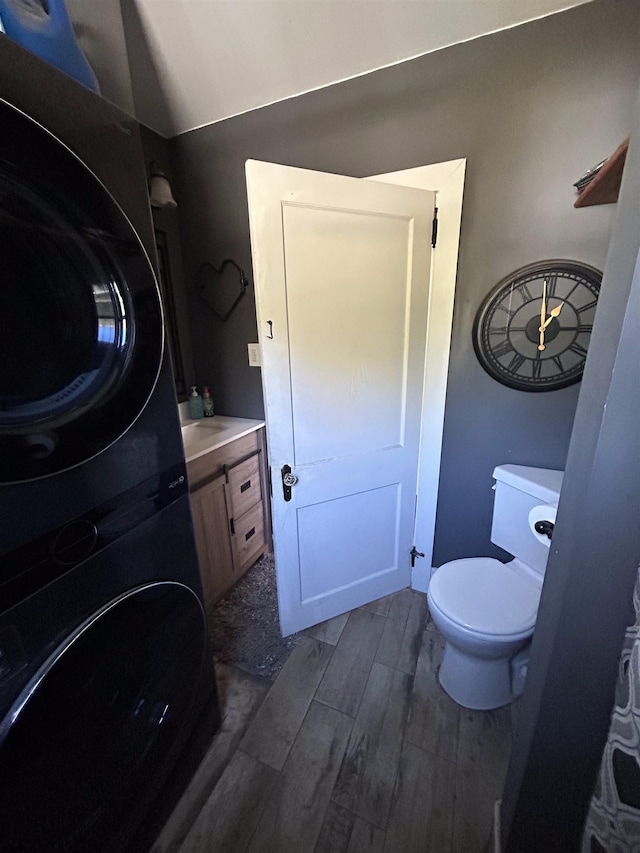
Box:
[538,280,547,351]
[539,301,565,331]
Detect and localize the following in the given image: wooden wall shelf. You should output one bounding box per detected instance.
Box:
[574,139,629,208]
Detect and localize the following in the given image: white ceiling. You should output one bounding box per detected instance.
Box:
[130,0,592,137]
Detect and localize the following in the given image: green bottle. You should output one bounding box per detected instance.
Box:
[202,386,214,418]
[188,386,204,419]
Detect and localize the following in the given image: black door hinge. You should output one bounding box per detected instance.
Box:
[410,546,425,568]
[431,207,439,249]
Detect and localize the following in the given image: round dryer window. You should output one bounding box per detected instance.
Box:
[0,100,163,483]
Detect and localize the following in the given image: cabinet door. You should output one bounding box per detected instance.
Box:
[190,472,234,607]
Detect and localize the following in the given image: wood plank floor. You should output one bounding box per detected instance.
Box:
[154,590,511,853]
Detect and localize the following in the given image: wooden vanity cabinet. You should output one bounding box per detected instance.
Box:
[189,471,233,607]
[187,427,271,607]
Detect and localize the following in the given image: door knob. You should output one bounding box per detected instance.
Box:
[281,465,297,501]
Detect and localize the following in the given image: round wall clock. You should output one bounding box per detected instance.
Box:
[473,260,602,392]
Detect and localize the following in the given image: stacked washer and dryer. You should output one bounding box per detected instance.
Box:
[0,36,219,852]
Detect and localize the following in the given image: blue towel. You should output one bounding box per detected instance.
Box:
[0,0,100,92]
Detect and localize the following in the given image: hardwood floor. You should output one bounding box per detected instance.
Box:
[154,590,511,853]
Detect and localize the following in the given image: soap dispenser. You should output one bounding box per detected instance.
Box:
[188,386,204,419]
[202,386,214,418]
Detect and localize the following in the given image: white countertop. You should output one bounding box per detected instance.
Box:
[180,414,265,463]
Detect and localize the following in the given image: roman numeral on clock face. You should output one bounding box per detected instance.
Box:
[492,339,514,358]
[569,341,588,358]
[516,282,533,302]
[507,353,525,373]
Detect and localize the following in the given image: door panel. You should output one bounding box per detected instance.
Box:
[284,204,413,463]
[247,160,433,635]
[298,483,401,600]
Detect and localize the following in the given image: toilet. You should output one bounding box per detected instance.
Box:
[427,464,563,710]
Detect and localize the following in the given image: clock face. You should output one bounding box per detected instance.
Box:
[473,261,602,392]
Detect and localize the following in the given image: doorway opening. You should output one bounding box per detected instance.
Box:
[207,158,466,683]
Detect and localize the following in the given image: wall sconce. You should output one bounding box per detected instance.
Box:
[149,161,177,209]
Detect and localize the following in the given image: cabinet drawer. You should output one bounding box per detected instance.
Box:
[187,430,260,491]
[231,502,265,570]
[227,454,262,519]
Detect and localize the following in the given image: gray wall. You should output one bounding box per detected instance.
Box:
[169,0,640,565]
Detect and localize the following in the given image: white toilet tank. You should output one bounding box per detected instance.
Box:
[491,465,564,575]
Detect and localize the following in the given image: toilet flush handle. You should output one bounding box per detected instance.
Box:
[534,519,554,539]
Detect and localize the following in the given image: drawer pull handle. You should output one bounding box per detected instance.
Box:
[245,527,256,541]
[240,479,252,493]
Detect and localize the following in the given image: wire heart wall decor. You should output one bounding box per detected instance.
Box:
[196,258,249,322]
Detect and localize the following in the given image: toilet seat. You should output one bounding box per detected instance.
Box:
[429,557,541,637]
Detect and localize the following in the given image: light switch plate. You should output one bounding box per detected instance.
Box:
[247,343,261,367]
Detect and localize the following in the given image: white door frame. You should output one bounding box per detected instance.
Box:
[367,158,466,590]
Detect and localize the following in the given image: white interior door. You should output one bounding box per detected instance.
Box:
[246,160,434,636]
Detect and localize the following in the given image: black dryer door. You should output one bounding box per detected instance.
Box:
[0,99,163,484]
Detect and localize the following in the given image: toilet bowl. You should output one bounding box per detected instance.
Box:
[428,557,542,710]
[427,464,563,710]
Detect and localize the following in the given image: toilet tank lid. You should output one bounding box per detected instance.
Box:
[493,465,563,503]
